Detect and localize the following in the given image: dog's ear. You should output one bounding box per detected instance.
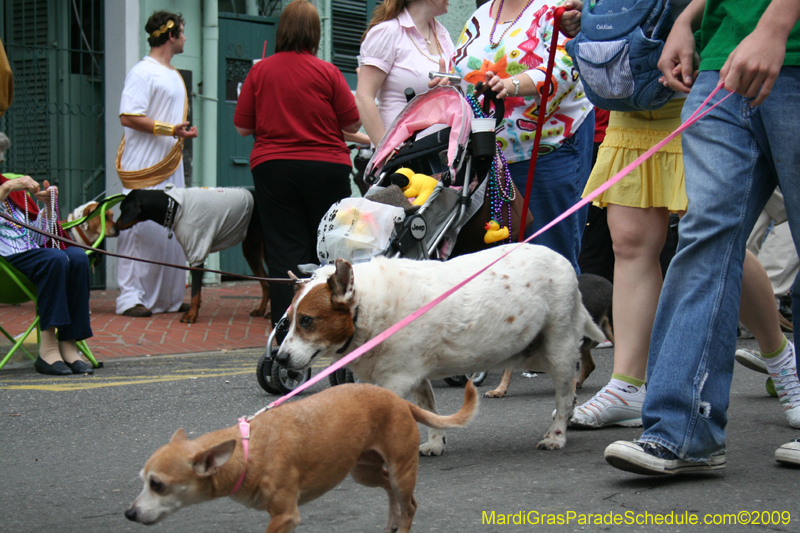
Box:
[192,440,236,477]
[328,259,354,309]
[82,204,96,218]
[116,194,142,229]
[288,271,303,293]
[170,428,188,443]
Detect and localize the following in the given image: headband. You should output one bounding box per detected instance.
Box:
[151,19,174,38]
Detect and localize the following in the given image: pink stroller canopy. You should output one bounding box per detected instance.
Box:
[365,86,474,178]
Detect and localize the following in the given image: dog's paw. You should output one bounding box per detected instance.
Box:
[419,441,445,456]
[483,389,507,398]
[536,432,566,450]
[180,311,198,324]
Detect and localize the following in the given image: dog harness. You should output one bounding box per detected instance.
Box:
[231,417,250,494]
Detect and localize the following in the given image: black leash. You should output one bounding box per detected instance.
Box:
[0,210,297,284]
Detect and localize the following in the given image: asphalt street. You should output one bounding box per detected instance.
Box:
[0,338,798,533]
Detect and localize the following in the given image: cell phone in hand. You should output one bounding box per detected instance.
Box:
[429,72,462,83]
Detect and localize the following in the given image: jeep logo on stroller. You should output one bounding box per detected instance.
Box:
[409,215,427,240]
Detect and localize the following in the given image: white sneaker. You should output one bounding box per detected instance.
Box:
[569,384,644,428]
[735,348,768,374]
[775,439,800,466]
[768,355,800,428]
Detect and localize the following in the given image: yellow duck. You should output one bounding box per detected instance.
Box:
[393,168,438,206]
[484,220,509,244]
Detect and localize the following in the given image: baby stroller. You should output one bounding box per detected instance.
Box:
[257,85,510,394]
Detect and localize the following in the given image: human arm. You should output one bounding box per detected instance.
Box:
[235,126,255,137]
[719,0,800,106]
[343,130,371,144]
[119,114,198,139]
[484,70,538,100]
[0,176,55,219]
[657,0,706,93]
[355,64,388,145]
[560,0,584,38]
[0,175,39,204]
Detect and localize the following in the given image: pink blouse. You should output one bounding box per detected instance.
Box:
[360,8,455,130]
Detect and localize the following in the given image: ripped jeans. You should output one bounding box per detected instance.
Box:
[640,68,800,460]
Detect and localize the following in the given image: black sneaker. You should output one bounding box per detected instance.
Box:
[605,440,726,475]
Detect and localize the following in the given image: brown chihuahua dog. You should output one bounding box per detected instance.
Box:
[125,382,478,532]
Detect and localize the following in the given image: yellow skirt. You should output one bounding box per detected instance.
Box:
[583,98,687,212]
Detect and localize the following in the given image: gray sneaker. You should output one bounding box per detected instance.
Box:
[735,348,768,374]
[775,439,800,466]
[569,384,644,428]
[605,440,726,476]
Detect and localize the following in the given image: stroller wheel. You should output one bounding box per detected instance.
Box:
[444,372,488,387]
[256,347,283,395]
[270,358,312,394]
[328,366,356,387]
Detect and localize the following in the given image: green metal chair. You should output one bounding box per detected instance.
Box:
[0,192,125,370]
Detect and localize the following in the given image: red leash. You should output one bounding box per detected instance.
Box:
[518,6,565,241]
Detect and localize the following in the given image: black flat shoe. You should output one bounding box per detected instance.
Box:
[66,359,94,375]
[34,357,72,376]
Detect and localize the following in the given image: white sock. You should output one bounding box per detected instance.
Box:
[765,342,796,375]
[608,378,645,397]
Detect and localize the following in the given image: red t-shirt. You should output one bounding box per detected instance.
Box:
[594,108,610,144]
[234,51,359,169]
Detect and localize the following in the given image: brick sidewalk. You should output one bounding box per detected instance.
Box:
[0,281,272,363]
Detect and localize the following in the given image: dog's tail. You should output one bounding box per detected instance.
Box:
[578,298,606,345]
[408,381,478,429]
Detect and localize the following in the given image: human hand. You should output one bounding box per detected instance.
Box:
[484,70,510,99]
[427,58,451,88]
[719,26,785,107]
[560,0,584,38]
[4,175,40,195]
[174,122,199,139]
[33,180,55,203]
[657,18,698,93]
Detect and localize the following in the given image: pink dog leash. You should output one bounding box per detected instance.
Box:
[231,417,250,494]
[266,85,732,410]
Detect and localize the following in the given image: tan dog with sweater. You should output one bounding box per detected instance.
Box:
[125,382,478,533]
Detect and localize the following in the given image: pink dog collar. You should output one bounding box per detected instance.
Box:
[231,417,250,494]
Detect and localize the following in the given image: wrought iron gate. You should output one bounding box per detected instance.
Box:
[1,0,106,287]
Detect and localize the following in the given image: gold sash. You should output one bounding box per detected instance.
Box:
[116,70,189,190]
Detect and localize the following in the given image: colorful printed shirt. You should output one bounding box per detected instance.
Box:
[452,0,593,164]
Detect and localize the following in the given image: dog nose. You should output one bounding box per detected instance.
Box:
[275,349,289,367]
[124,508,137,522]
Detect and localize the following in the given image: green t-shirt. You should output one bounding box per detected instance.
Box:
[698,0,800,70]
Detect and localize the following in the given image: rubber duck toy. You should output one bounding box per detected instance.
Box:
[484,220,509,244]
[390,168,438,206]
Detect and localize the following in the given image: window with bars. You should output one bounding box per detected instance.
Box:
[331,0,382,88]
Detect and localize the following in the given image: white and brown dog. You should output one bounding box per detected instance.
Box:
[64,200,118,247]
[125,382,477,532]
[275,243,605,454]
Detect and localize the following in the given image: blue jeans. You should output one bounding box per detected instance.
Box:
[641,68,800,460]
[5,247,93,341]
[508,109,595,272]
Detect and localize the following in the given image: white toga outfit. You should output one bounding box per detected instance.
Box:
[165,188,254,267]
[116,56,188,315]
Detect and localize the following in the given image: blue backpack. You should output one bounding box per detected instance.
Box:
[565,0,675,112]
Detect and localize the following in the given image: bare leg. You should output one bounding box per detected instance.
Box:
[606,205,670,381]
[740,249,784,354]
